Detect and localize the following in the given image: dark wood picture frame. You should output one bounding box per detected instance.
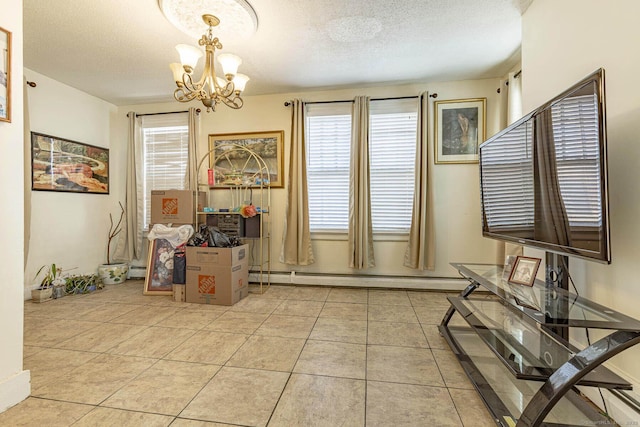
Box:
[31,132,109,194]
[508,256,541,287]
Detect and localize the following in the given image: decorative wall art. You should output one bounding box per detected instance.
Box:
[144,238,175,295]
[31,132,109,194]
[434,98,486,164]
[208,130,284,188]
[0,26,11,123]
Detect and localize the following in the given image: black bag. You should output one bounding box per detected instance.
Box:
[172,245,186,284]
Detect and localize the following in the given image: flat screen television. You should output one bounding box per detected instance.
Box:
[479,68,611,263]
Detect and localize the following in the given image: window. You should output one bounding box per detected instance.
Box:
[306,103,352,232]
[141,113,189,230]
[369,99,418,232]
[306,99,418,233]
[480,94,601,230]
[552,94,601,227]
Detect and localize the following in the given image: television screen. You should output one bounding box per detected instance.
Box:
[479,69,610,263]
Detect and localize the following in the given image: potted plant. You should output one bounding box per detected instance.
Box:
[32,263,63,303]
[65,273,103,294]
[97,202,129,285]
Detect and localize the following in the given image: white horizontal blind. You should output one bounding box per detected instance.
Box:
[480,120,534,229]
[552,94,601,226]
[306,103,352,231]
[369,99,418,232]
[141,113,189,229]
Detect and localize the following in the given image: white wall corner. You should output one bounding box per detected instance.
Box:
[0,370,31,413]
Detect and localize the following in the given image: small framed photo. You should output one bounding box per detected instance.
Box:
[434,98,486,164]
[144,239,175,296]
[0,26,11,123]
[508,256,541,287]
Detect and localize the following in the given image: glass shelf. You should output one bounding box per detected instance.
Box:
[449,296,631,389]
[441,324,613,427]
[451,263,640,331]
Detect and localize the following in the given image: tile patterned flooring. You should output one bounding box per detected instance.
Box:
[1,281,495,426]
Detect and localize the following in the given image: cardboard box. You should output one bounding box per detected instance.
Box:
[185,245,249,305]
[151,190,207,225]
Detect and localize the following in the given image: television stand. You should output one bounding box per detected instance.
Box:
[440,263,640,427]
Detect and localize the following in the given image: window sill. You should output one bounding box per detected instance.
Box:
[311,231,409,242]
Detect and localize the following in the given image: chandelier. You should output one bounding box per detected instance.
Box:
[170,14,249,112]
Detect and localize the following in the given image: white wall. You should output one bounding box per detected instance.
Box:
[119,77,503,283]
[0,0,30,412]
[24,69,119,294]
[523,0,640,421]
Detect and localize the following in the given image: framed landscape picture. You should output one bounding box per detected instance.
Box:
[434,98,486,164]
[0,26,11,123]
[31,132,109,194]
[208,130,284,188]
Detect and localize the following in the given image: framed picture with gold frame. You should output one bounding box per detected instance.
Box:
[434,98,486,164]
[143,239,175,296]
[208,130,284,188]
[0,26,11,123]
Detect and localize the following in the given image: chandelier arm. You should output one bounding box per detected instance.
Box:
[219,95,243,109]
[216,81,235,98]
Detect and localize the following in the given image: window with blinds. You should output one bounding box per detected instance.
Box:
[369,99,418,232]
[306,99,418,233]
[552,94,601,227]
[480,93,601,231]
[480,120,534,230]
[141,113,189,230]
[306,103,352,231]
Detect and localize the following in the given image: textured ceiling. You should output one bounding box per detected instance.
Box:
[23,0,534,106]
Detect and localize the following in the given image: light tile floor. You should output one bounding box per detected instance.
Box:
[2,281,495,426]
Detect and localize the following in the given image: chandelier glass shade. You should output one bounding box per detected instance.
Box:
[170,14,249,112]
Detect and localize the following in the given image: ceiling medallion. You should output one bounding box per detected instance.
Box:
[159,0,258,40]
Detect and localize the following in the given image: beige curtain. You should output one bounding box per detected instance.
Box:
[404,92,435,270]
[280,99,315,265]
[534,109,571,246]
[184,107,200,191]
[113,112,143,262]
[23,78,32,268]
[348,96,375,269]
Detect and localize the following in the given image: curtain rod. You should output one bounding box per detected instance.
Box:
[283,93,437,107]
[126,109,200,117]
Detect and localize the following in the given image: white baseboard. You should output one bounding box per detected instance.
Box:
[0,370,31,413]
[249,271,467,291]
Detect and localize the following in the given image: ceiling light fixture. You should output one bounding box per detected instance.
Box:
[170,14,249,112]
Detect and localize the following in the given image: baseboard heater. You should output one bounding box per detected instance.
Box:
[248,270,467,291]
[127,265,147,279]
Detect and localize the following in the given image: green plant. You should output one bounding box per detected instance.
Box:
[106,202,125,265]
[65,274,103,294]
[34,264,62,289]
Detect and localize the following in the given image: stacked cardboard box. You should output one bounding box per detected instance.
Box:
[150,190,207,225]
[185,244,249,305]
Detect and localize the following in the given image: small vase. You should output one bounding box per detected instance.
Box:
[98,263,129,285]
[31,287,53,303]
